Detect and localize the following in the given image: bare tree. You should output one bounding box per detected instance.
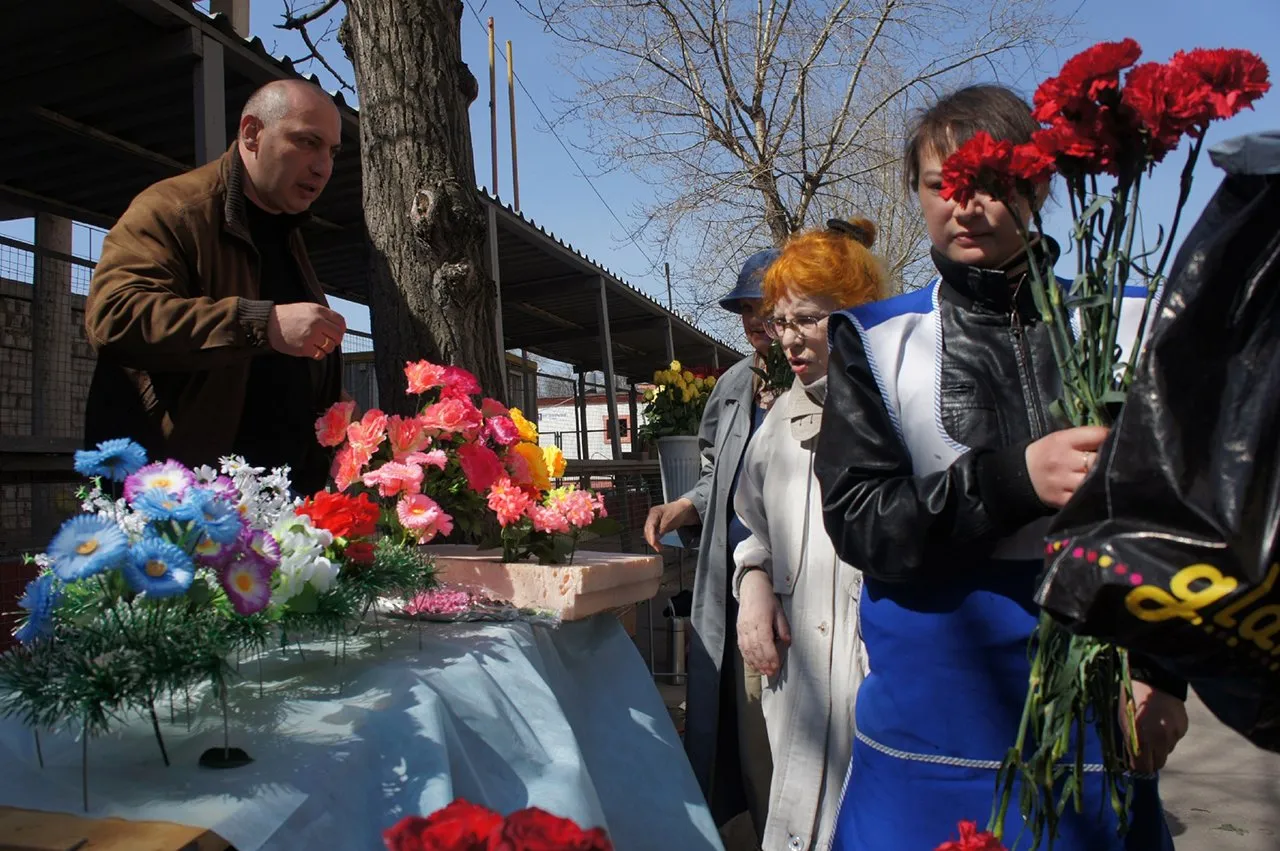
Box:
[527,0,1074,325]
[281,0,504,412]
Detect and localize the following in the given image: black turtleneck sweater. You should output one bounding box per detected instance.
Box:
[233,202,334,494]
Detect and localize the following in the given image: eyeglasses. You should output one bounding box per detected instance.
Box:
[763,313,829,340]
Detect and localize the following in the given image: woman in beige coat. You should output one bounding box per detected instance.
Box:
[732,219,885,851]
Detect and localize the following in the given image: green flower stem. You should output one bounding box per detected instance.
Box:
[1123,134,1205,387]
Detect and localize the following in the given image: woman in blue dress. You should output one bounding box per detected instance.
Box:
[814,84,1189,850]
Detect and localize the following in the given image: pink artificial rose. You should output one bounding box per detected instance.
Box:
[480,397,509,418]
[404,449,449,471]
[316,400,357,447]
[440,365,482,400]
[347,410,388,456]
[458,443,504,493]
[331,444,365,492]
[362,461,424,498]
[420,397,484,438]
[405,360,448,394]
[396,493,455,543]
[486,416,520,446]
[387,415,430,460]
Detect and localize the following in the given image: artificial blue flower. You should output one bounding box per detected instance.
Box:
[195,492,244,545]
[48,515,129,582]
[122,539,195,598]
[132,488,183,522]
[73,438,148,482]
[13,573,59,644]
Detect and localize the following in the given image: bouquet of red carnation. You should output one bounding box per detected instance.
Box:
[935,821,1008,851]
[383,799,613,851]
[940,40,1269,845]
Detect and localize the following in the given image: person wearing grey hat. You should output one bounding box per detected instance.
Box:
[644,248,778,842]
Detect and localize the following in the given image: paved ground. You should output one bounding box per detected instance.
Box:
[1160,694,1280,850]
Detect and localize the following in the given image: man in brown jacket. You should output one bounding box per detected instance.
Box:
[84,79,347,494]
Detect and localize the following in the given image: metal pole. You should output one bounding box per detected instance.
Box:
[488,18,498,195]
[507,40,521,212]
[628,381,640,456]
[486,204,506,396]
[664,316,675,364]
[576,372,589,460]
[665,262,672,310]
[597,278,623,460]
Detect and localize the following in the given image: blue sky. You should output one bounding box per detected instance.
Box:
[5,0,1277,336]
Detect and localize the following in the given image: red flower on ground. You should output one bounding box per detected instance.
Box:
[383,800,502,851]
[939,132,1015,207]
[1121,61,1212,160]
[934,820,1008,851]
[297,490,380,540]
[1172,48,1271,120]
[1033,38,1143,123]
[493,808,613,851]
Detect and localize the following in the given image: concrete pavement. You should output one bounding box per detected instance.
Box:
[1160,693,1280,850]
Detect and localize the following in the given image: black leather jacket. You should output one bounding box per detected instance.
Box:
[815,244,1186,698]
[816,245,1058,583]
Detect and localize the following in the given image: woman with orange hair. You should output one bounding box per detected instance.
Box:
[731,218,885,850]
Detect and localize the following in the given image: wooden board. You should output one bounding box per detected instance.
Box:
[0,806,232,851]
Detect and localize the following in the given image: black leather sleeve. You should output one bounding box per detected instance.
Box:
[815,317,1045,582]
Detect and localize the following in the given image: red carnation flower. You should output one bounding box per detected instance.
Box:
[1030,107,1132,176]
[383,800,503,851]
[939,132,1015,207]
[1121,61,1213,160]
[934,820,1008,851]
[1171,48,1271,120]
[492,808,613,851]
[1033,38,1143,123]
[1009,142,1057,185]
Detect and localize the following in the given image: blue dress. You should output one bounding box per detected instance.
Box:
[830,562,1173,850]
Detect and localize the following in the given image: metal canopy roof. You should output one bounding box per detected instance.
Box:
[0,0,742,379]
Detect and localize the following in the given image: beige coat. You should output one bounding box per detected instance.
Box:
[733,379,868,851]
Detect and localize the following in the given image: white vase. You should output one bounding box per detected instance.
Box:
[656,435,701,504]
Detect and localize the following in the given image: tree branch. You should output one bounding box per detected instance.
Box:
[278,0,356,92]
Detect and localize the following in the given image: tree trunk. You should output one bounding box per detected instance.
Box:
[344,0,504,413]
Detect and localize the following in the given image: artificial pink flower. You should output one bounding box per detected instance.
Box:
[347,410,388,457]
[480,397,509,418]
[396,493,455,543]
[458,443,505,493]
[487,477,534,527]
[362,461,424,498]
[419,397,484,438]
[405,360,448,394]
[220,559,274,615]
[486,415,520,446]
[560,489,598,528]
[387,414,430,460]
[405,449,449,471]
[528,503,571,534]
[315,400,357,448]
[330,444,364,492]
[404,587,473,616]
[440,365,482,400]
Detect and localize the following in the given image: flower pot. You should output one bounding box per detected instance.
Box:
[656,435,700,504]
[422,544,663,622]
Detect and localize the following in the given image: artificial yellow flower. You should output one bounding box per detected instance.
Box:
[682,370,695,383]
[543,444,567,478]
[706,375,717,388]
[644,389,656,402]
[513,441,550,490]
[670,359,682,372]
[509,407,539,442]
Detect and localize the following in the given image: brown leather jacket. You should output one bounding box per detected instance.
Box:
[84,145,341,470]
